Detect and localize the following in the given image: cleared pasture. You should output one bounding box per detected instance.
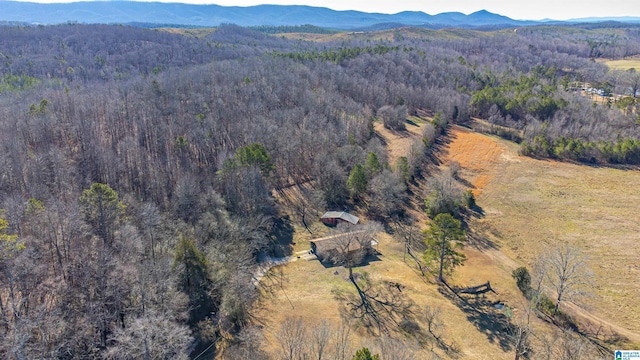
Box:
[443,126,640,343]
[254,228,521,359]
[598,57,640,71]
[254,125,640,359]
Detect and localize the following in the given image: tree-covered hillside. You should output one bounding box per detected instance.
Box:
[0,23,639,358]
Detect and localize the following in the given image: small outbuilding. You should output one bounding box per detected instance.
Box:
[320,211,359,226]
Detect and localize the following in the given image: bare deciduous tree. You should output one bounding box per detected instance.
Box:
[328,222,382,279]
[423,305,444,339]
[105,312,193,360]
[367,169,407,219]
[537,329,597,360]
[544,243,594,315]
[509,301,533,360]
[139,202,161,263]
[378,105,407,131]
[448,160,461,180]
[530,255,548,301]
[390,217,427,275]
[424,173,463,218]
[287,183,325,234]
[333,316,354,360]
[221,326,269,360]
[276,316,307,360]
[626,68,640,97]
[309,319,332,360]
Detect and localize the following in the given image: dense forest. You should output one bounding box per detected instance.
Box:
[0,23,640,359]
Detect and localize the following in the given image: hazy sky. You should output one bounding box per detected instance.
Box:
[11,0,640,20]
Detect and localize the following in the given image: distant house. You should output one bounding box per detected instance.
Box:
[310,230,372,264]
[320,211,359,226]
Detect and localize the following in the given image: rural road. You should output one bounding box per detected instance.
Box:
[252,254,296,286]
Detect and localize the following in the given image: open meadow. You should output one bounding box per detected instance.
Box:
[256,122,640,358]
[443,126,640,344]
[254,225,524,359]
[598,57,640,71]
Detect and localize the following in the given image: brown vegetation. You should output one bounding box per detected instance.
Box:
[255,232,517,359]
[254,114,637,359]
[439,126,508,197]
[442,127,640,345]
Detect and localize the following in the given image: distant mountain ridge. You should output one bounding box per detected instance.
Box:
[0,1,532,28]
[0,1,639,28]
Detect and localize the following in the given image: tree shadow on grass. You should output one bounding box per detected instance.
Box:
[454,176,476,190]
[405,118,419,127]
[427,128,457,166]
[439,282,513,353]
[333,271,463,358]
[465,225,500,252]
[269,215,294,257]
[333,271,414,337]
[318,253,382,269]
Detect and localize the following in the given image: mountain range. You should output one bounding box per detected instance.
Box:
[0,1,639,29]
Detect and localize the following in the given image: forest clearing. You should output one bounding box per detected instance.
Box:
[256,123,640,358]
[254,226,520,359]
[443,126,640,340]
[469,135,640,338]
[598,56,640,71]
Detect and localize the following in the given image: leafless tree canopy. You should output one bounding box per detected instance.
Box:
[542,243,595,314]
[105,312,193,360]
[0,22,636,358]
[537,329,601,360]
[424,173,464,218]
[273,317,356,360]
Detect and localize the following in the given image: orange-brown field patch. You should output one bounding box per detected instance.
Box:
[440,126,510,196]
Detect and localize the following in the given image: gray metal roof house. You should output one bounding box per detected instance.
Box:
[320,211,359,226]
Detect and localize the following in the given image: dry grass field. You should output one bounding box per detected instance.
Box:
[441,126,640,344]
[254,227,522,359]
[373,116,426,167]
[279,27,493,43]
[159,27,216,37]
[440,126,508,197]
[254,122,640,359]
[597,57,640,71]
[278,32,347,42]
